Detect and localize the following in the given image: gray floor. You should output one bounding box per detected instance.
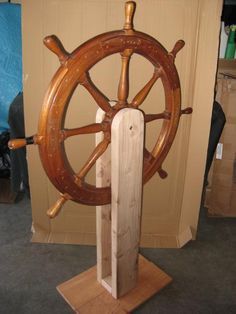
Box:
[0,195,235,314]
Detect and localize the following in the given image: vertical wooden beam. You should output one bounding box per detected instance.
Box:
[96,108,111,284]
[111,108,144,298]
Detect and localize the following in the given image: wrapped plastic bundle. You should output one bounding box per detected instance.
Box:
[0,3,22,133]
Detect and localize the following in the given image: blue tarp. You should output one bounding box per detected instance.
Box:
[0,3,22,133]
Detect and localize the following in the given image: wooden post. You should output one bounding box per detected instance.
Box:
[111,108,144,298]
[96,108,144,298]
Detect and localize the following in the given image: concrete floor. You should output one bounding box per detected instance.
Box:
[0,196,235,314]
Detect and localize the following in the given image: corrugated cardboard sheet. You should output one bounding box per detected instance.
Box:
[206,60,236,217]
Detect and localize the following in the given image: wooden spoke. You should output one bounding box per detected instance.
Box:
[75,139,110,182]
[143,147,155,162]
[131,68,161,108]
[61,123,103,140]
[145,111,171,123]
[143,148,168,178]
[143,147,155,174]
[79,72,111,112]
[117,49,133,106]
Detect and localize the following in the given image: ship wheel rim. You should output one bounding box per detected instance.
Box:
[37,30,181,206]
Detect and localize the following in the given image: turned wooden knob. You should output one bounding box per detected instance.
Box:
[8,139,27,149]
[157,168,168,179]
[8,136,35,150]
[44,35,69,64]
[169,40,185,59]
[124,1,136,31]
[47,196,67,218]
[181,107,193,115]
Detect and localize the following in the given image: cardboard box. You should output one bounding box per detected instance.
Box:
[22,0,222,247]
[206,61,236,217]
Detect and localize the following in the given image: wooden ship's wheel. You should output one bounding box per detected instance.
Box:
[9,1,192,217]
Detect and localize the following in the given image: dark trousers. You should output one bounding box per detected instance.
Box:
[8,92,30,197]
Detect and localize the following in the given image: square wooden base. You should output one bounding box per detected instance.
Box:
[57,255,172,313]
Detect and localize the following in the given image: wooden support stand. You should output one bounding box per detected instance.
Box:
[57,108,172,313]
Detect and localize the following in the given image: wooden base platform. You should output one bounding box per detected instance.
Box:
[57,255,172,313]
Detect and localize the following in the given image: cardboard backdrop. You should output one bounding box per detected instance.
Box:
[21,0,222,247]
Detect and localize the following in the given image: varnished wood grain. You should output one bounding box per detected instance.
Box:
[123,1,136,31]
